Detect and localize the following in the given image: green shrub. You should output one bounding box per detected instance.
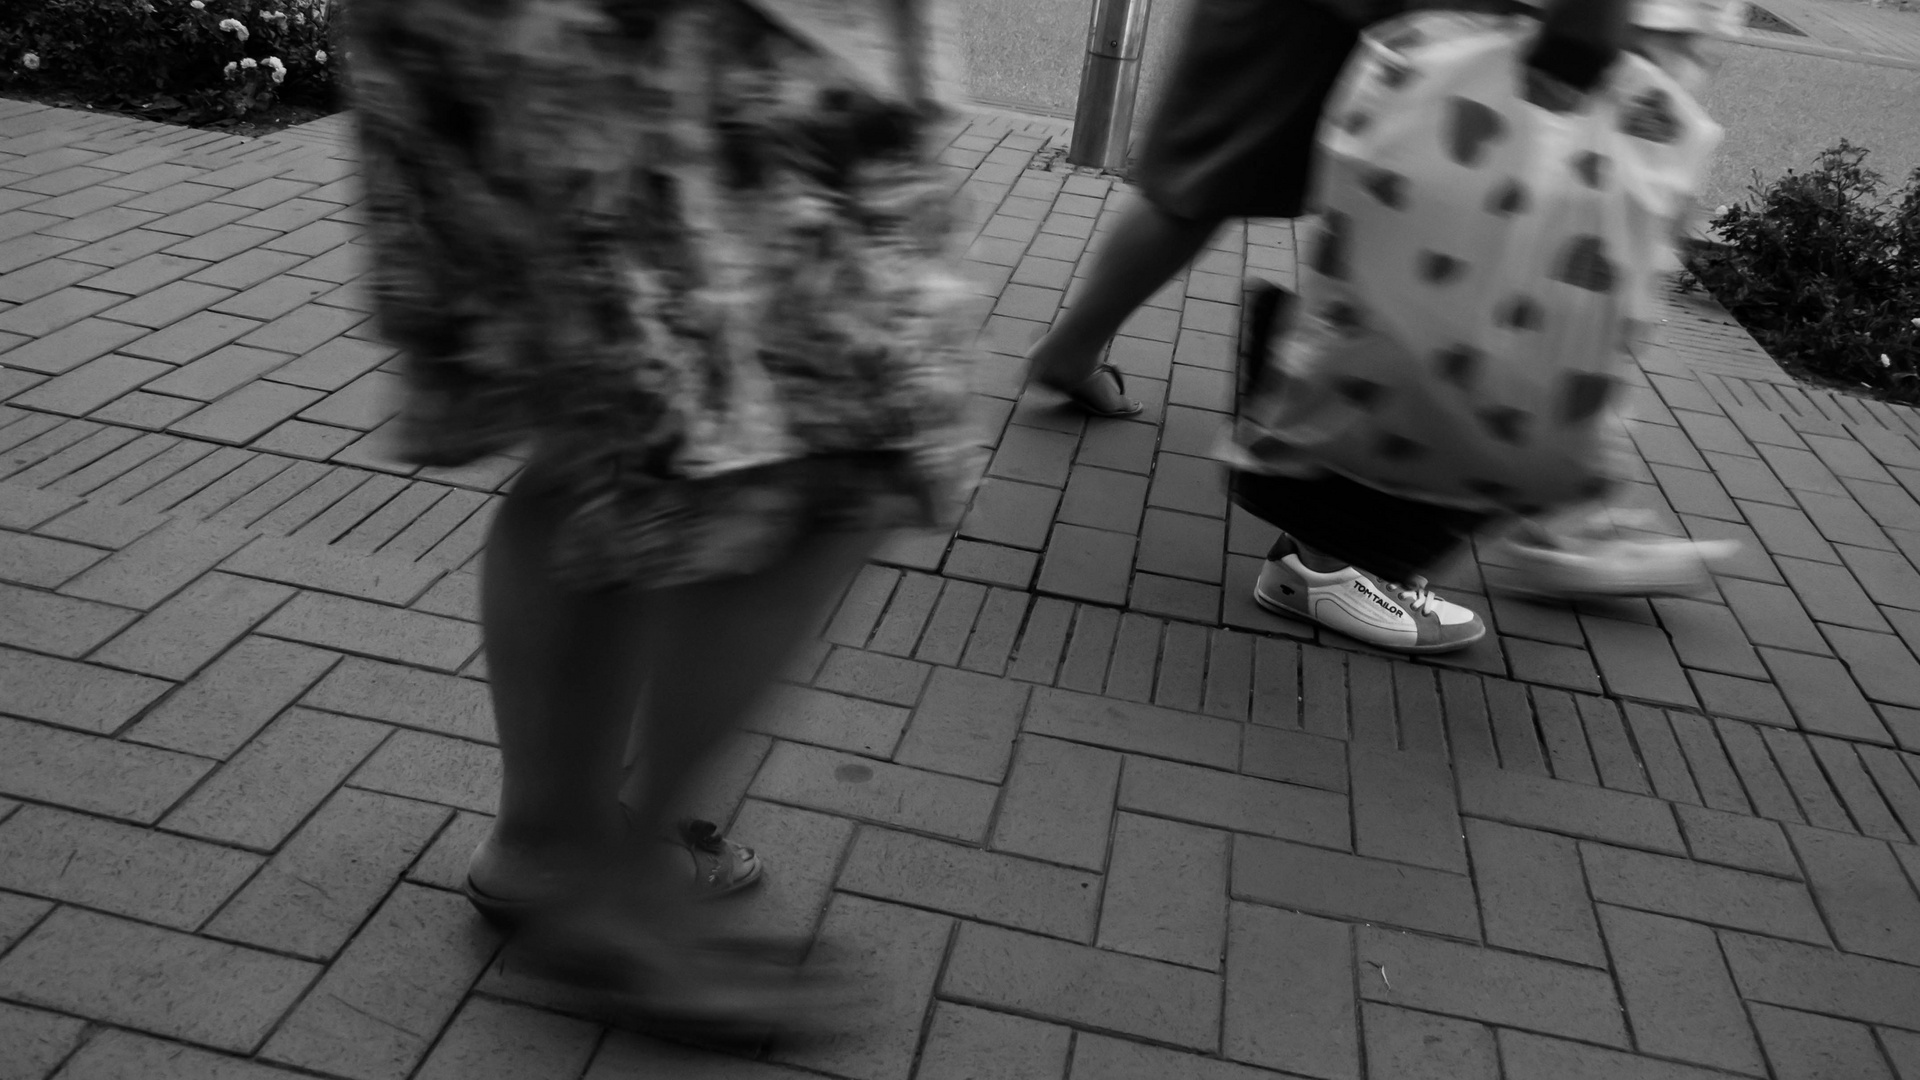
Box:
[1,0,339,125]
[1685,141,1920,404]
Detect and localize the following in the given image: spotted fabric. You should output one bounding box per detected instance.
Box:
[344,0,981,588]
[1223,11,1722,517]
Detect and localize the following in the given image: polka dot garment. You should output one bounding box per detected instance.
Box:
[1224,11,1722,518]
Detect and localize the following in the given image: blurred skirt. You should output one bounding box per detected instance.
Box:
[345,0,984,589]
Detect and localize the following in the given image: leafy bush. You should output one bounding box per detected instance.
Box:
[0,0,338,126]
[1685,141,1920,404]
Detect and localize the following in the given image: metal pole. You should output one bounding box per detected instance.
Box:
[1067,0,1153,171]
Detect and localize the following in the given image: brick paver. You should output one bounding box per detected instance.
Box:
[6,84,1920,1078]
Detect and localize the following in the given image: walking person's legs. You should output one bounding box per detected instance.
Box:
[1026,207,1221,415]
[464,454,878,1026]
[346,0,981,1038]
[466,459,651,901]
[1027,0,1366,417]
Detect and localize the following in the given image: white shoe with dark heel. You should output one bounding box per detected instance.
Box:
[1254,544,1486,654]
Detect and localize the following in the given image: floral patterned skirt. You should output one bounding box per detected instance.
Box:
[345,0,982,589]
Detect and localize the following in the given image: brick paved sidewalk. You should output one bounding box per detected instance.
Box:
[4,95,1920,1079]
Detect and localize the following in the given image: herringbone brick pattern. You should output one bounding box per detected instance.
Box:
[4,93,1920,1079]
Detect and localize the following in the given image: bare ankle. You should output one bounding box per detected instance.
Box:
[1026,335,1102,385]
[468,825,614,894]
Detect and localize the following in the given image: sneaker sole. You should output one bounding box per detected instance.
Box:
[1255,586,1486,655]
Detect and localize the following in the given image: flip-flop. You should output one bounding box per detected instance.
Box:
[1043,362,1144,418]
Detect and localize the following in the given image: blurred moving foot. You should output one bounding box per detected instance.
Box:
[1492,509,1739,600]
[466,818,761,932]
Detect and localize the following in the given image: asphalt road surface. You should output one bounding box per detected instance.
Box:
[956,0,1197,118]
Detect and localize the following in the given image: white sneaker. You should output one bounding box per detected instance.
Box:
[1253,552,1487,654]
[1493,510,1740,600]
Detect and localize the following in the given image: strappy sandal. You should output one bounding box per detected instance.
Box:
[463,819,762,931]
[670,818,763,899]
[1042,362,1144,418]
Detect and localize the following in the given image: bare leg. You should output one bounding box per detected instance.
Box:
[623,529,876,835]
[469,461,652,897]
[1027,199,1222,412]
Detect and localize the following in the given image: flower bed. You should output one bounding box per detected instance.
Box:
[2,0,338,129]
[1684,142,1920,405]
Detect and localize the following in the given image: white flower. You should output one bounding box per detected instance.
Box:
[265,56,286,83]
[1884,354,1895,369]
[1912,318,1920,329]
[224,60,237,77]
[314,49,327,63]
[240,57,257,69]
[190,0,204,8]
[218,18,249,41]
[20,52,39,70]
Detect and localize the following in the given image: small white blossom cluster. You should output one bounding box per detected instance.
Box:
[20,51,41,71]
[217,17,249,42]
[223,55,287,84]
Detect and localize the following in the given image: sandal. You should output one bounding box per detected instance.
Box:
[670,818,763,899]
[1041,361,1144,418]
[463,819,762,931]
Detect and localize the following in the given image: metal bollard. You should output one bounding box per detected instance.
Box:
[1067,0,1154,171]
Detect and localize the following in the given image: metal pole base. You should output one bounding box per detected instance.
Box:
[1068,53,1142,172]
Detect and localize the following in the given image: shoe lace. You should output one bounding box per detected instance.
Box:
[1391,579,1442,618]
